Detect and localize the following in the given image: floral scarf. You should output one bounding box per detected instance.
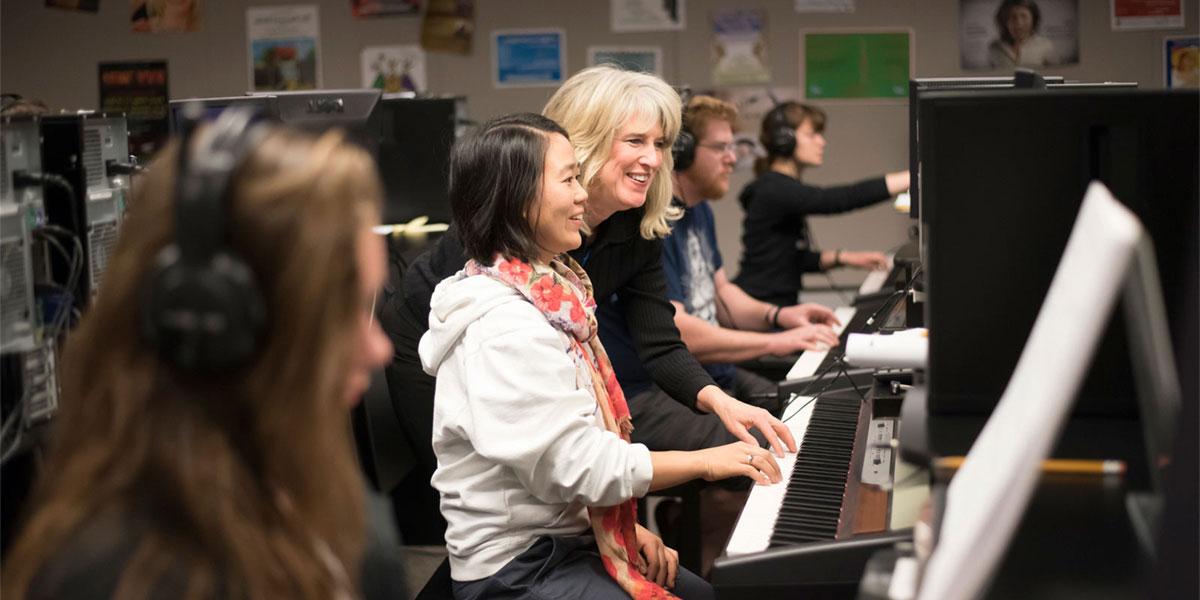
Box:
[465,254,676,600]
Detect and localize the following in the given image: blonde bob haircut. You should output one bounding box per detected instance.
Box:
[543,65,682,240]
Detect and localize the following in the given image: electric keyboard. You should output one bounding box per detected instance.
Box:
[785,306,857,380]
[854,265,892,297]
[712,375,915,598]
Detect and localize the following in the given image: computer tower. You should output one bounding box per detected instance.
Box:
[38,114,132,307]
[1,117,44,354]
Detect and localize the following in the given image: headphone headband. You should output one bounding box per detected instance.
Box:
[763,103,797,158]
[142,105,268,373]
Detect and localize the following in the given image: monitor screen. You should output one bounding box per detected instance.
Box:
[168,95,280,134]
[169,91,463,225]
[919,89,1199,417]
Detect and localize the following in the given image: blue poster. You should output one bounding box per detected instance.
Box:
[493,30,565,87]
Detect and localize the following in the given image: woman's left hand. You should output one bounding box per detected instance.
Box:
[634,523,678,588]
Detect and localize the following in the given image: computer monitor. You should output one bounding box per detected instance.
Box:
[169,91,463,225]
[905,76,1143,223]
[168,94,280,134]
[919,89,1198,417]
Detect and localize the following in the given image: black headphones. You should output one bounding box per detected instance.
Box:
[762,103,797,158]
[671,125,696,172]
[141,106,268,373]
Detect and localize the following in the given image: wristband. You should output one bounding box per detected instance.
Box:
[770,305,782,329]
[833,249,843,267]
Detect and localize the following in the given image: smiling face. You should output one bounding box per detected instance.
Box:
[588,116,665,222]
[530,133,588,262]
[793,118,826,167]
[342,227,394,407]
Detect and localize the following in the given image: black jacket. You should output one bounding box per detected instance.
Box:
[735,172,890,306]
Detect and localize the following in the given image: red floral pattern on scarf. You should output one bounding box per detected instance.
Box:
[465,254,676,600]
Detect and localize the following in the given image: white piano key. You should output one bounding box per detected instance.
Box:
[724,395,815,556]
[857,253,896,296]
[784,306,857,380]
[858,267,890,296]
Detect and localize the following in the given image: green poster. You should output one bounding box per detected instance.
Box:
[804,32,910,99]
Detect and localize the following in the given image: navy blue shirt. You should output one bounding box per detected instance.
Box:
[601,200,735,396]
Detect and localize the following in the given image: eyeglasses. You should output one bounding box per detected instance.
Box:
[698,142,738,155]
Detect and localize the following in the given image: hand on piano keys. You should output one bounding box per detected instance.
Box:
[695,441,785,486]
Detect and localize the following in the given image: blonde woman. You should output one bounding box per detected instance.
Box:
[3,113,394,599]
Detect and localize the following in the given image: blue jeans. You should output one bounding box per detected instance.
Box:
[452,534,714,600]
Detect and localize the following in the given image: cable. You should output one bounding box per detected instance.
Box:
[863,262,925,331]
[805,226,853,306]
[33,225,84,336]
[15,171,83,245]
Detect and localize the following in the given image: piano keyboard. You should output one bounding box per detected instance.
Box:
[725,395,814,556]
[771,397,860,545]
[857,266,890,296]
[785,306,857,380]
[725,391,863,555]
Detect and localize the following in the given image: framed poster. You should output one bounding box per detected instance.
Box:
[1165,36,1199,88]
[712,8,770,86]
[99,60,170,160]
[588,46,662,75]
[800,30,912,100]
[611,0,685,32]
[131,0,202,32]
[493,29,566,88]
[246,5,322,92]
[1112,0,1184,30]
[351,0,420,18]
[960,0,1080,70]
[362,45,426,93]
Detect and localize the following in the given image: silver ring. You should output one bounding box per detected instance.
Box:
[745,454,754,465]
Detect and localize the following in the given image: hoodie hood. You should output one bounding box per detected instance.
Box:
[419,271,524,376]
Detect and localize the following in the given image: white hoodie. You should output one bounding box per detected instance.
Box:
[419,270,654,582]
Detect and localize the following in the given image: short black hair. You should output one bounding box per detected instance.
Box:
[450,113,569,264]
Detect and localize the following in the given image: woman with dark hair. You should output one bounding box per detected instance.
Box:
[421,113,777,599]
[383,65,798,545]
[988,0,1056,68]
[2,116,395,599]
[734,101,910,307]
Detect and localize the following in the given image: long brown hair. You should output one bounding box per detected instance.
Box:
[3,127,381,599]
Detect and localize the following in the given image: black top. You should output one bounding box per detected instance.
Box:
[394,207,715,409]
[27,493,406,600]
[734,172,890,306]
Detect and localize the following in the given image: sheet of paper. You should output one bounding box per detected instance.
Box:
[918,183,1144,600]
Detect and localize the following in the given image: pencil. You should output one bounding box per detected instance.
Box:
[934,456,1126,476]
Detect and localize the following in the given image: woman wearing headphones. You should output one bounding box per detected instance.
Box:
[735,102,910,308]
[3,112,396,599]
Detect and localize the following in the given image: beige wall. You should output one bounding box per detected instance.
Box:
[4,0,1196,285]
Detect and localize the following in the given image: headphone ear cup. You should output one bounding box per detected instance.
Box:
[142,245,266,372]
[672,128,696,172]
[768,125,796,158]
